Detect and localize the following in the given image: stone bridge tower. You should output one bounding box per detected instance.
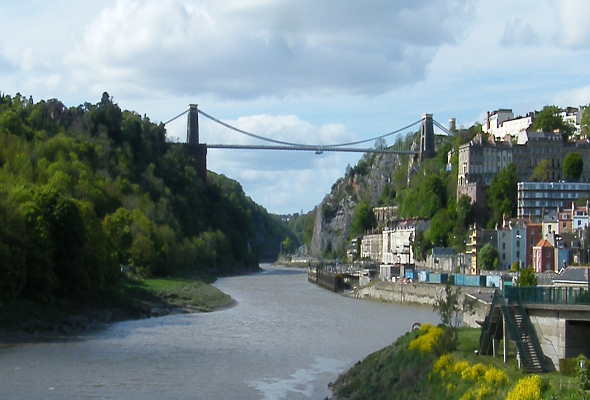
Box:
[419,113,435,161]
[187,104,208,180]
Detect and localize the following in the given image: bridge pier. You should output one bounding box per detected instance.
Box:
[419,113,435,161]
[187,104,208,180]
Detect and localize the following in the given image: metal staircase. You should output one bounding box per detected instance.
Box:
[479,290,546,373]
[502,303,545,373]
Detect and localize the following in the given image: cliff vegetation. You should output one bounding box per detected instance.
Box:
[0,92,295,308]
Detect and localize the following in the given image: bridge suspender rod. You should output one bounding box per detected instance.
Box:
[197,108,423,148]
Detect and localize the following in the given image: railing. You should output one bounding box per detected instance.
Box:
[504,286,590,305]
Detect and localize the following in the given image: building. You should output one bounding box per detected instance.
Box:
[533,239,555,273]
[466,227,497,274]
[497,221,526,270]
[557,208,573,234]
[559,107,582,136]
[360,233,383,262]
[457,133,590,212]
[525,223,542,269]
[572,205,590,231]
[517,182,590,218]
[381,219,428,265]
[426,247,457,272]
[553,266,590,287]
[373,206,398,228]
[483,110,534,141]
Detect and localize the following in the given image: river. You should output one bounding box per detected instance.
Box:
[0,266,438,399]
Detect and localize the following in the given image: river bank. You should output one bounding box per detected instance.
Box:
[0,277,234,342]
[329,326,582,399]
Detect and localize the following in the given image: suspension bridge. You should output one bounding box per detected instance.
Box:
[163,105,455,178]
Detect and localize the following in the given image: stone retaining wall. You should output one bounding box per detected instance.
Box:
[356,281,494,327]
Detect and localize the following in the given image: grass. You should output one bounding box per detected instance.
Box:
[0,276,234,335]
[331,326,587,400]
[129,277,233,312]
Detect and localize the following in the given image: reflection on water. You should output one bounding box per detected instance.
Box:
[0,265,438,399]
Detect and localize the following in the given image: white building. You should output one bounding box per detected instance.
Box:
[381,219,429,265]
[483,109,534,141]
[360,233,383,262]
[559,107,582,136]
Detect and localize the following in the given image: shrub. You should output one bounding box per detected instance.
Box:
[459,384,492,400]
[483,367,508,386]
[433,354,455,377]
[461,363,487,381]
[453,360,471,375]
[408,324,445,353]
[506,375,543,400]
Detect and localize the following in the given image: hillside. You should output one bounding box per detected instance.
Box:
[0,92,296,306]
[330,326,582,399]
[301,125,482,259]
[309,149,409,257]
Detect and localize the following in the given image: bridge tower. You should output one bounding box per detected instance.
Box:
[419,113,435,161]
[187,104,208,180]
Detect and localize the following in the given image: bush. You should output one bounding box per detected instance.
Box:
[505,375,543,400]
[408,324,445,354]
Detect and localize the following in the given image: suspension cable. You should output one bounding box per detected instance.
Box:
[163,109,189,125]
[433,119,453,135]
[197,108,423,148]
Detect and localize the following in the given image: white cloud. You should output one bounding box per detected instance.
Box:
[500,18,540,46]
[65,0,473,99]
[185,113,362,212]
[557,0,590,47]
[554,85,590,107]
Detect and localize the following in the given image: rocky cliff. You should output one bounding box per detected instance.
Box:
[309,150,410,257]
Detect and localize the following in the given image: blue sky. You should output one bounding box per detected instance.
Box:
[2,0,590,214]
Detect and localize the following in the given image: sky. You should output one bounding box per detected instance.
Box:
[2,0,590,214]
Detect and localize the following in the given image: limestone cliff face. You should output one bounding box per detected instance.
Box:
[309,151,407,257]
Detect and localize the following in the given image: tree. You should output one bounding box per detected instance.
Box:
[530,159,552,182]
[426,209,454,247]
[532,105,575,139]
[281,237,294,254]
[478,243,499,271]
[563,152,584,181]
[582,106,590,137]
[517,267,538,287]
[487,163,518,227]
[350,201,376,236]
[433,283,462,329]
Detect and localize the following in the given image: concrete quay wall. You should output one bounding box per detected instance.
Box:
[356,282,494,327]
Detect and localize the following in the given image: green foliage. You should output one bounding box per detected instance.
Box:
[0,92,293,304]
[517,267,538,287]
[582,106,590,137]
[434,284,461,330]
[530,159,552,182]
[399,173,447,219]
[350,201,376,237]
[532,105,575,139]
[378,184,396,206]
[563,152,584,181]
[487,163,518,227]
[576,355,590,390]
[478,243,499,271]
